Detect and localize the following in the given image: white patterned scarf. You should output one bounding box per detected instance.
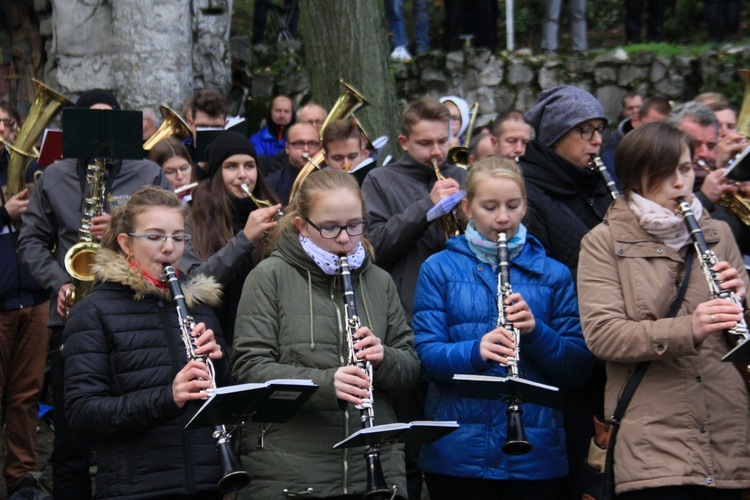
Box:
[299,234,366,275]
[628,193,703,251]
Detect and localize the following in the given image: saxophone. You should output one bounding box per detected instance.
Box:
[496,232,532,456]
[63,159,107,322]
[163,264,251,493]
[430,158,464,241]
[339,255,393,499]
[676,198,750,365]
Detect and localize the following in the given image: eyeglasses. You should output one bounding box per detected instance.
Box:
[163,163,191,177]
[301,119,325,127]
[0,119,16,128]
[289,140,321,150]
[304,218,367,239]
[128,233,192,244]
[577,123,609,141]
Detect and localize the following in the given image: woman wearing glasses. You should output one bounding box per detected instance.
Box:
[181,131,282,351]
[148,137,196,201]
[232,169,420,498]
[518,85,613,497]
[62,186,229,498]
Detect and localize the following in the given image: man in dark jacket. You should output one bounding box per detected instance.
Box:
[16,89,172,499]
[0,100,50,498]
[361,96,467,500]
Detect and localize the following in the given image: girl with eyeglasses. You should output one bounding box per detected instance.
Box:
[181,131,282,352]
[148,137,197,201]
[232,169,420,498]
[62,186,230,498]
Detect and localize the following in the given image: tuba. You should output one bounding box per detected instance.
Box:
[496,232,532,455]
[431,158,464,241]
[447,102,479,170]
[288,80,368,201]
[6,79,73,197]
[163,264,251,493]
[63,159,106,322]
[143,105,192,151]
[339,255,394,499]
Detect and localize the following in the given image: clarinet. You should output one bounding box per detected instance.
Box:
[162,264,251,493]
[676,199,750,363]
[590,156,620,200]
[496,233,533,456]
[338,255,392,499]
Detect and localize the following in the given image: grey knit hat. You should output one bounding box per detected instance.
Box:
[524,85,607,147]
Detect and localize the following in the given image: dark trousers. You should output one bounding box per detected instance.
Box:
[704,0,740,41]
[50,325,92,500]
[251,0,299,44]
[619,486,743,500]
[425,473,564,500]
[443,0,498,52]
[625,0,667,43]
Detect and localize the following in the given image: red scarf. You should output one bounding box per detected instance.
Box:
[128,260,171,295]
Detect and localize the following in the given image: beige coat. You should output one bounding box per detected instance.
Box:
[578,197,750,495]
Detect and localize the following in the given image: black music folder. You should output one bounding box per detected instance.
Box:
[194,118,249,162]
[452,374,562,410]
[724,144,750,182]
[185,379,318,430]
[333,421,459,450]
[62,108,143,159]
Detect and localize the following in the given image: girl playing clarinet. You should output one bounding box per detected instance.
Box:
[412,156,592,500]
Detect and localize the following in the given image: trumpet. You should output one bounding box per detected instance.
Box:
[431,158,464,241]
[589,156,619,200]
[240,183,283,221]
[339,255,393,499]
[676,198,750,365]
[163,264,251,493]
[496,232,532,456]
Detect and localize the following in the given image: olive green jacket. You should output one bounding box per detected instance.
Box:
[232,231,420,499]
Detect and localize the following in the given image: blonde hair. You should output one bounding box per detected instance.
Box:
[265,169,374,259]
[464,156,527,205]
[103,186,185,254]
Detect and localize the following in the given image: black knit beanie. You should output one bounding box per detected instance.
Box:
[75,89,121,110]
[524,85,607,147]
[205,131,257,179]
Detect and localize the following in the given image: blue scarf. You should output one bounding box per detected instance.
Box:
[465,221,527,266]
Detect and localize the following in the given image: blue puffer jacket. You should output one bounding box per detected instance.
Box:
[413,234,592,481]
[250,126,285,157]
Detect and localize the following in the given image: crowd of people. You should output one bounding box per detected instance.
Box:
[1,78,750,500]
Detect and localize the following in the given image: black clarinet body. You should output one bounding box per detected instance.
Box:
[676,199,750,364]
[338,256,392,499]
[591,156,620,200]
[496,233,533,456]
[163,264,250,494]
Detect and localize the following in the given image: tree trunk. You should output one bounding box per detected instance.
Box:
[298,0,400,159]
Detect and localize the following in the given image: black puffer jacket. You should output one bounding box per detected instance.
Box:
[63,249,229,499]
[519,140,613,281]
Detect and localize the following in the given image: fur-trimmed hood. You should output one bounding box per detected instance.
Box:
[92,248,222,308]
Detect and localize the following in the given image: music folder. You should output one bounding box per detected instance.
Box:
[725,144,750,182]
[722,336,750,364]
[333,420,459,450]
[452,374,562,410]
[194,118,249,162]
[185,379,318,430]
[62,108,143,160]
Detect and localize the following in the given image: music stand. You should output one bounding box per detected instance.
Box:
[452,374,562,410]
[62,108,143,160]
[185,379,318,430]
[333,421,459,450]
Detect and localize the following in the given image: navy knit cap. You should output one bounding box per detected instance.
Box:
[75,89,121,110]
[205,131,257,179]
[524,85,607,147]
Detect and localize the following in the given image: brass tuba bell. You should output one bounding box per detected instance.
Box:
[288,80,369,201]
[143,105,192,150]
[6,79,73,197]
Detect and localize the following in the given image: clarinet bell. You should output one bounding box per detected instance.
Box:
[502,402,533,456]
[217,438,251,493]
[363,446,393,499]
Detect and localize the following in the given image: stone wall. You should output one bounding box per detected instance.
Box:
[36,0,232,109]
[232,40,750,129]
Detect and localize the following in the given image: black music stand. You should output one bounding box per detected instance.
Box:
[185,379,318,430]
[62,108,143,159]
[333,421,459,450]
[722,337,750,364]
[452,374,562,410]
